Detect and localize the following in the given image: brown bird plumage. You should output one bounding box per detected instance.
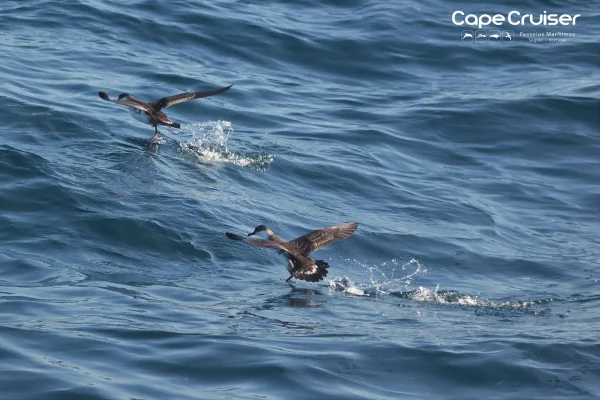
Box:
[226,222,358,283]
[98,85,232,144]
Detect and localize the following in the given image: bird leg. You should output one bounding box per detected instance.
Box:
[148,125,160,144]
[285,274,294,283]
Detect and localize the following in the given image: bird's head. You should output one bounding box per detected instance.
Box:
[248,225,271,237]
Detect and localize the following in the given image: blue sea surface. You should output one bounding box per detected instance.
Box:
[1,0,599,399]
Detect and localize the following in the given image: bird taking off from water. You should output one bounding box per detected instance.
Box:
[98,84,232,144]
[226,222,359,283]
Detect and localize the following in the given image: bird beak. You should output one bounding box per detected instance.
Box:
[248,228,258,237]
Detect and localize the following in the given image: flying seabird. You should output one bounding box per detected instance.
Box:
[98,85,232,144]
[226,222,358,283]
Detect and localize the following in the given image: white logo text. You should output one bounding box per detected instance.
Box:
[452,11,580,29]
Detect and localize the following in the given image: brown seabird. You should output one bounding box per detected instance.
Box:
[98,84,232,144]
[226,222,358,283]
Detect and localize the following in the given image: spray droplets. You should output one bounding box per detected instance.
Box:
[180,120,274,170]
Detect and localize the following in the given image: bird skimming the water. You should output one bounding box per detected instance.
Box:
[226,222,358,283]
[98,84,232,144]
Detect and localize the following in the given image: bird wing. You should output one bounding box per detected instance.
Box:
[150,85,233,110]
[290,222,358,256]
[98,92,151,112]
[226,232,290,252]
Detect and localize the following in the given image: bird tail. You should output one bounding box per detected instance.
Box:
[316,260,329,274]
[307,260,329,282]
[170,122,181,129]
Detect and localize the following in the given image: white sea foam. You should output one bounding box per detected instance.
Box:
[409,285,543,309]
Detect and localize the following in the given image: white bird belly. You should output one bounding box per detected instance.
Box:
[129,108,152,125]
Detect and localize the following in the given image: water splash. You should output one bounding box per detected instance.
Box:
[328,277,368,296]
[365,257,425,295]
[329,257,425,296]
[179,120,274,170]
[405,285,551,310]
[328,258,550,311]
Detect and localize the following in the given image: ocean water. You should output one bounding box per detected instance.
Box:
[1,0,599,398]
